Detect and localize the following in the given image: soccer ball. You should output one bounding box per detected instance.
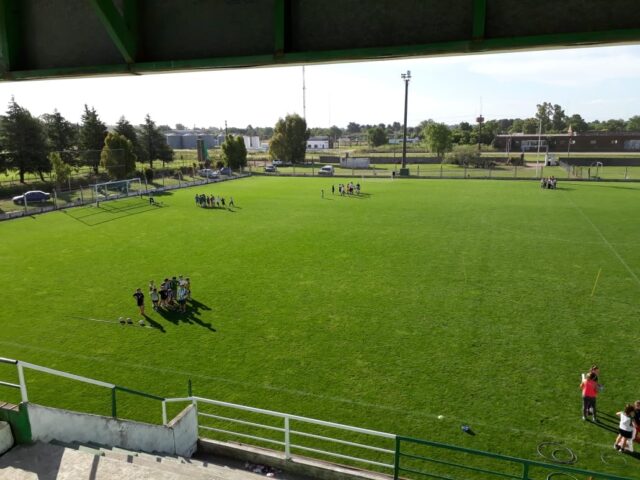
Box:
[118,317,125,324]
[138,320,145,327]
[126,318,133,324]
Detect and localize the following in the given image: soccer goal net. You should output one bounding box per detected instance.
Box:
[92,178,143,204]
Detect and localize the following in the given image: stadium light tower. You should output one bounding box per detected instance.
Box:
[400,70,411,176]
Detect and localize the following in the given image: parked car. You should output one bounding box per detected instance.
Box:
[219,167,232,175]
[318,165,334,176]
[198,168,219,178]
[272,160,283,166]
[264,165,277,173]
[12,190,51,205]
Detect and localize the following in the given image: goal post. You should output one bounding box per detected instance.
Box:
[92,178,143,205]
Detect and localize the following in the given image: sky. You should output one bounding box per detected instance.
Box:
[0,44,639,130]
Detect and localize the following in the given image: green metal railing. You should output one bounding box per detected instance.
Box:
[394,436,633,480]
[0,358,634,480]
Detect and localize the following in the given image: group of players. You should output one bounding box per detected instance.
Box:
[133,276,192,315]
[579,365,640,453]
[195,193,235,208]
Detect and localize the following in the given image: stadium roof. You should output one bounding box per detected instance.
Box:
[1,0,640,81]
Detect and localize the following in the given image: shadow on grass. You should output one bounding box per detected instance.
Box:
[63,199,165,226]
[154,298,216,332]
[142,314,166,333]
[586,411,620,434]
[339,192,372,200]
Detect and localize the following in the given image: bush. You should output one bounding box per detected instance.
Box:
[445,145,478,166]
[144,168,154,183]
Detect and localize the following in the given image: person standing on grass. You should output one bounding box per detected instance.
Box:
[580,372,599,421]
[614,404,635,451]
[177,284,188,313]
[133,288,145,316]
[150,288,160,311]
[229,196,235,207]
[633,400,640,445]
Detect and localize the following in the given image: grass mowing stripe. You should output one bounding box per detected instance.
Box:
[567,195,640,289]
[2,178,639,475]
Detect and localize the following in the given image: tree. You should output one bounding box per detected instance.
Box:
[138,114,172,168]
[78,105,107,174]
[626,115,640,131]
[566,114,588,133]
[423,122,452,159]
[603,119,626,132]
[115,116,141,158]
[100,132,137,179]
[221,135,247,170]
[175,123,186,130]
[0,99,49,183]
[444,145,477,166]
[551,104,566,132]
[521,118,539,134]
[49,151,72,188]
[328,125,342,146]
[269,113,309,164]
[367,126,388,147]
[41,110,77,164]
[346,122,361,134]
[535,102,553,132]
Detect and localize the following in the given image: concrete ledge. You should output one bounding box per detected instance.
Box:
[0,421,14,455]
[197,438,392,480]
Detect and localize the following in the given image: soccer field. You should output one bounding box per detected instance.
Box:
[1,177,639,475]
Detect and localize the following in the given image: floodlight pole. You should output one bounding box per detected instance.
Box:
[400,70,411,176]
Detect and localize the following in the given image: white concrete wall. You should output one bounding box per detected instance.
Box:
[28,403,197,457]
[0,421,14,455]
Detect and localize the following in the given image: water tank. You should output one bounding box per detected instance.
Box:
[165,134,182,149]
[181,134,198,149]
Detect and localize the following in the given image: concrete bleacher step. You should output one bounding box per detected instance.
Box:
[49,440,262,480]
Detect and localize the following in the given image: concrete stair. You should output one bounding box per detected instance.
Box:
[0,441,285,480]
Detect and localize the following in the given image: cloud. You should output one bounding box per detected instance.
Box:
[466,46,640,87]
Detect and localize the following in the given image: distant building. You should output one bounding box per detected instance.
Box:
[389,137,420,145]
[242,136,261,150]
[494,132,640,153]
[164,132,218,149]
[307,136,330,149]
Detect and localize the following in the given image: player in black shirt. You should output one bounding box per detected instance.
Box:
[133,288,145,316]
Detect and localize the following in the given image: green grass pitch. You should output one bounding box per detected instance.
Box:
[1,177,639,475]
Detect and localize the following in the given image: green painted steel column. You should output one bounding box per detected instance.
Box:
[0,0,19,75]
[0,403,31,444]
[393,436,400,480]
[89,0,137,63]
[472,0,487,40]
[111,387,117,418]
[274,0,285,57]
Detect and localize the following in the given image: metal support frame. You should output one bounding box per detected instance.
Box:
[274,0,286,57]
[89,0,137,64]
[0,0,19,75]
[472,0,487,40]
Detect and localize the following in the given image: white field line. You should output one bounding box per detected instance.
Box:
[0,338,619,451]
[568,197,640,289]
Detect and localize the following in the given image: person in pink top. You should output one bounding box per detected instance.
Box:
[580,372,599,422]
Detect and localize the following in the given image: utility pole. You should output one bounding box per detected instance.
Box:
[302,66,307,120]
[400,70,411,176]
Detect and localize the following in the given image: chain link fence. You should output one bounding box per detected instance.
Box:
[0,170,248,221]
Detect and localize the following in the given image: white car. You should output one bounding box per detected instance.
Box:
[318,165,334,176]
[198,169,219,178]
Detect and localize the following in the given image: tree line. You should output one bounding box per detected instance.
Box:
[0,99,173,184]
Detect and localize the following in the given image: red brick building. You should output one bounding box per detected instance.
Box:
[494,132,640,153]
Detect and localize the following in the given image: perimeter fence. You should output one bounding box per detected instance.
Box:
[0,171,247,221]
